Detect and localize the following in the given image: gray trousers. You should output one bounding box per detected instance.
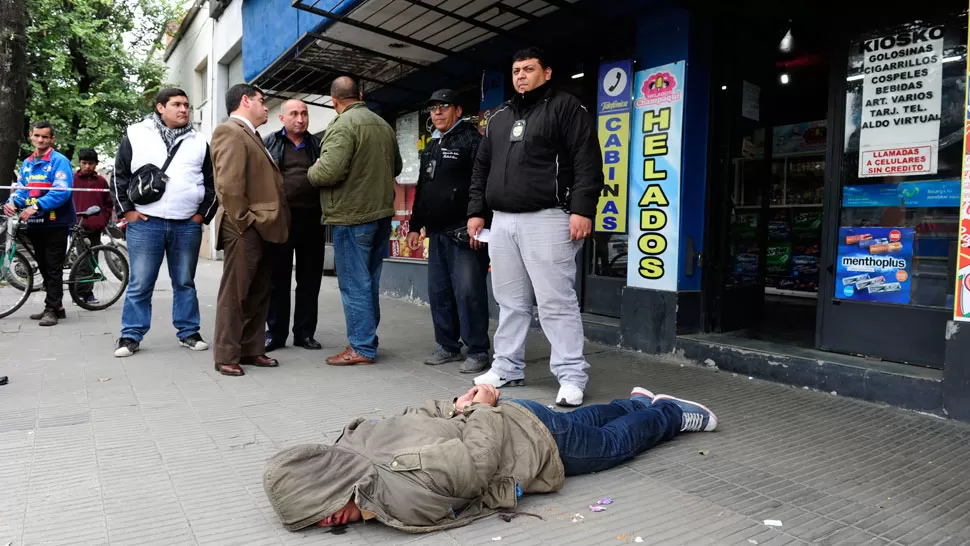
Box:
[488,209,590,389]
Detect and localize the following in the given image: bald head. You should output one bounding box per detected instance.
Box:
[279,99,309,138]
[330,77,362,113]
[280,99,307,115]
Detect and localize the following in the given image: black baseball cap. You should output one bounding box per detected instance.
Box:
[426,89,459,105]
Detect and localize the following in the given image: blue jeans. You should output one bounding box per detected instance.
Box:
[428,232,490,355]
[514,398,682,476]
[332,218,391,359]
[121,217,203,342]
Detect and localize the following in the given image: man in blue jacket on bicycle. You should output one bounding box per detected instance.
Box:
[2,121,75,326]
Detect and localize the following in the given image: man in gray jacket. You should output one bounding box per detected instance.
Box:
[263,386,716,532]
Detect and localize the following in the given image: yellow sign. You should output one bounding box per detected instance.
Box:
[596,113,629,232]
[595,60,633,233]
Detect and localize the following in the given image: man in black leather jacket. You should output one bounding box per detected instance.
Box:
[263,99,325,352]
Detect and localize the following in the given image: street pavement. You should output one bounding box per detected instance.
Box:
[2,260,970,546]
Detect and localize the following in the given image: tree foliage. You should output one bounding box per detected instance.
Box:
[23,0,179,162]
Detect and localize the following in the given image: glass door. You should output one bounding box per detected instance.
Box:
[818,11,967,368]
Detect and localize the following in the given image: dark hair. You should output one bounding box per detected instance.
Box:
[155,87,189,108]
[330,76,361,101]
[31,120,54,136]
[78,148,98,162]
[226,83,263,113]
[512,47,548,69]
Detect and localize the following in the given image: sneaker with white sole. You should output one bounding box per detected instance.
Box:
[652,394,718,432]
[114,337,140,358]
[473,369,525,388]
[178,333,209,351]
[556,384,584,407]
[630,386,655,403]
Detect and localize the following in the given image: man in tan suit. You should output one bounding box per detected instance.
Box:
[211,83,291,376]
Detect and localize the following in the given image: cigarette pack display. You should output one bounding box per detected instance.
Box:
[842,273,870,286]
[859,237,888,248]
[846,233,872,245]
[869,242,903,255]
[856,275,886,290]
[868,282,902,293]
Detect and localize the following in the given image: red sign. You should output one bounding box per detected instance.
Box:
[860,146,934,177]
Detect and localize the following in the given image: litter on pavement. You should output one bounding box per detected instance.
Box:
[764,519,783,527]
[598,497,613,505]
[589,505,607,512]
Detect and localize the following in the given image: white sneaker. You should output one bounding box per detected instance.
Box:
[653,394,718,432]
[631,386,655,402]
[473,369,525,388]
[556,384,584,407]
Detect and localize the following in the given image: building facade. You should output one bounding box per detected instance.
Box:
[162,0,336,258]
[238,0,970,419]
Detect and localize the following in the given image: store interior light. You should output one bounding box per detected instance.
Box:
[942,55,965,63]
[846,74,864,82]
[721,85,728,90]
[779,29,794,53]
[780,73,790,85]
[571,72,584,79]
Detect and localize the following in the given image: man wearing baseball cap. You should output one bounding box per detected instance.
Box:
[407,89,490,373]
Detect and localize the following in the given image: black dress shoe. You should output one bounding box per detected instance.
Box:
[265,338,285,352]
[294,337,322,350]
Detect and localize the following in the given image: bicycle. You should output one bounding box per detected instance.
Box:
[0,205,130,318]
[0,216,37,318]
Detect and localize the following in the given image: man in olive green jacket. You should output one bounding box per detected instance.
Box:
[263,385,717,533]
[308,76,402,366]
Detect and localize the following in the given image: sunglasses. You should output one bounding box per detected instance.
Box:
[427,103,454,113]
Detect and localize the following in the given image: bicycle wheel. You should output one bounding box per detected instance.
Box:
[105,243,128,279]
[68,245,128,311]
[0,250,34,318]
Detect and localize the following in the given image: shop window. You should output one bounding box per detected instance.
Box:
[389,109,481,261]
[838,11,968,308]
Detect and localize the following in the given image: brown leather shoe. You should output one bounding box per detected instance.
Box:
[240,354,279,367]
[326,347,374,366]
[215,363,245,376]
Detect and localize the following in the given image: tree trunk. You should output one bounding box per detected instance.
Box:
[0,0,28,201]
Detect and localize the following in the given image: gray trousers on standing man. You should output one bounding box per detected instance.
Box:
[488,209,590,389]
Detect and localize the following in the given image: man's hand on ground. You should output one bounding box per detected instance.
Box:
[456,384,501,412]
[124,211,148,223]
[406,232,423,251]
[472,384,501,407]
[467,217,485,249]
[569,214,592,241]
[191,214,204,224]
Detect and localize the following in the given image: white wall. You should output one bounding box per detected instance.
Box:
[163,2,214,135]
[162,0,337,259]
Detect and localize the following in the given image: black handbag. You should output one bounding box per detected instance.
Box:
[128,140,184,206]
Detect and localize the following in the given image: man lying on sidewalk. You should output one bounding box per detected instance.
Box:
[263,385,717,532]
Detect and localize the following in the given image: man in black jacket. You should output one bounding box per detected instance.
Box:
[467,47,604,408]
[263,99,325,351]
[407,90,490,373]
